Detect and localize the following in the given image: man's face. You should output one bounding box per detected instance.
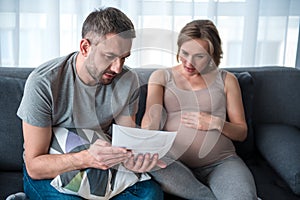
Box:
[84,33,132,85]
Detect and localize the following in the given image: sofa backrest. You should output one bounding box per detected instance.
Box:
[1,66,299,169]
[228,66,300,128]
[0,67,34,171]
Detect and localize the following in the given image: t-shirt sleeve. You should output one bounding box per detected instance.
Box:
[126,82,140,116]
[118,71,140,117]
[17,73,52,127]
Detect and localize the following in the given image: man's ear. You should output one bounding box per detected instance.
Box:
[80,39,91,57]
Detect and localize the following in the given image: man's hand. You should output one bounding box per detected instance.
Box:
[123,153,167,173]
[87,139,132,170]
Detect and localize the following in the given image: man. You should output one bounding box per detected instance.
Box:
[17,7,165,200]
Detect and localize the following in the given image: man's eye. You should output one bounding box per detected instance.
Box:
[105,55,115,60]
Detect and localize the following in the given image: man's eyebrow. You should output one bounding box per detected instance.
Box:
[104,52,118,57]
[104,51,131,58]
[123,52,131,58]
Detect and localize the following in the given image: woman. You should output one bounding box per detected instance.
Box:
[142,20,258,200]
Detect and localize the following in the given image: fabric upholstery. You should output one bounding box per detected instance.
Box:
[0,172,24,199]
[1,66,300,200]
[250,68,300,128]
[232,72,255,159]
[256,124,300,195]
[0,76,25,171]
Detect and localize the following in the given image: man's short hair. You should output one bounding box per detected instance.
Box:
[81,7,136,41]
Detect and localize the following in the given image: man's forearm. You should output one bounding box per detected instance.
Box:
[25,150,90,179]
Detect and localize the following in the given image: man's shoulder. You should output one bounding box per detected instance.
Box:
[110,66,139,92]
[29,52,77,82]
[118,65,139,81]
[121,65,135,74]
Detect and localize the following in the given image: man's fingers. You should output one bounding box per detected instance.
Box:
[87,139,133,169]
[124,155,135,169]
[132,154,144,171]
[144,153,159,171]
[93,139,111,146]
[156,159,167,169]
[92,139,128,154]
[124,153,165,172]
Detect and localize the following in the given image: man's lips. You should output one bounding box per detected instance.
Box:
[103,72,116,79]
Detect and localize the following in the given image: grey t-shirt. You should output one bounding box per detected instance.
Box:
[17,52,139,133]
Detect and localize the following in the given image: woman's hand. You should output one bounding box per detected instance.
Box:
[181,112,223,132]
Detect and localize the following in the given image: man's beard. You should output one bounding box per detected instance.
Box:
[87,68,117,85]
[85,64,105,85]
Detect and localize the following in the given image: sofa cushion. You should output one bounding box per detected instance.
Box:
[256,124,300,195]
[250,68,300,128]
[0,76,26,171]
[0,171,24,199]
[0,67,33,79]
[232,72,255,159]
[49,127,149,199]
[136,84,148,127]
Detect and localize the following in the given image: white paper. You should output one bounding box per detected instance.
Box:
[112,124,177,159]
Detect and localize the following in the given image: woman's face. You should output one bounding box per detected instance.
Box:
[178,38,211,75]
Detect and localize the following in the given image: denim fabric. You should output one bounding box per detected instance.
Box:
[112,179,163,200]
[23,166,163,200]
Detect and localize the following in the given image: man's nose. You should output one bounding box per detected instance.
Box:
[110,58,123,74]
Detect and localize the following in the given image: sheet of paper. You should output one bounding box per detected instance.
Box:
[112,124,177,159]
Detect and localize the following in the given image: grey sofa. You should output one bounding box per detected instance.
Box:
[1,66,300,200]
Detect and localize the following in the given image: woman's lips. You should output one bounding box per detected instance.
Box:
[184,66,196,73]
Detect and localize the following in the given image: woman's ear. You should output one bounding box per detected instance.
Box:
[80,39,91,57]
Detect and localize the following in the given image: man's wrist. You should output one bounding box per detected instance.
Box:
[69,150,89,170]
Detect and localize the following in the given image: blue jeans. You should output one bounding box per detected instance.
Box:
[23,166,163,200]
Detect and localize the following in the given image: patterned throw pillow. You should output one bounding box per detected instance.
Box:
[49,127,150,200]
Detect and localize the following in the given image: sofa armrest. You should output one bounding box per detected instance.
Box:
[255,124,300,195]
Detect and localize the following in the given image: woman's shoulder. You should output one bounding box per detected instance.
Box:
[218,69,237,82]
[149,67,173,85]
[219,69,240,92]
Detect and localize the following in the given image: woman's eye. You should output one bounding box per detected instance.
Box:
[195,54,206,59]
[181,51,188,56]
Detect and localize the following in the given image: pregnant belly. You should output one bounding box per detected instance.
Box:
[164,114,234,167]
